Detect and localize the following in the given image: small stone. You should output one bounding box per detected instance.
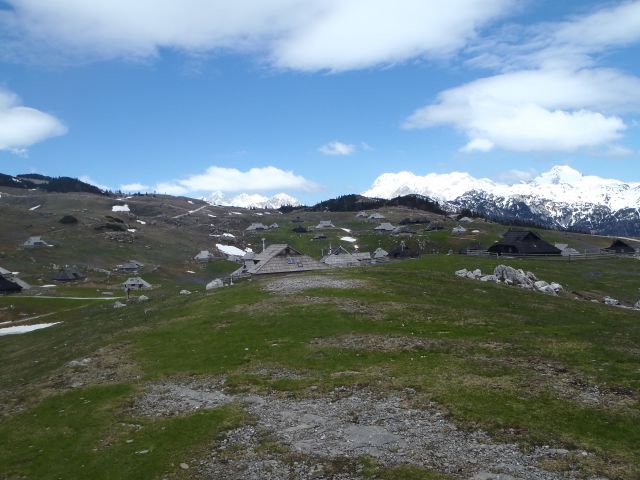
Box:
[179,463,189,470]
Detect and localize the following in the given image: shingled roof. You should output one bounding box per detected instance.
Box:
[322,246,360,267]
[488,230,560,256]
[240,244,327,275]
[602,239,636,254]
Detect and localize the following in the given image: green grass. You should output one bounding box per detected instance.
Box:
[1,255,640,478]
[0,384,245,480]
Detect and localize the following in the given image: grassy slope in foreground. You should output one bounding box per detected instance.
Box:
[0,255,639,479]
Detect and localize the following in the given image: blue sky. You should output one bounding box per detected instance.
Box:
[0,0,639,203]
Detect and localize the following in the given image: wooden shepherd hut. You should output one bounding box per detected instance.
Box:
[602,239,636,254]
[487,230,561,256]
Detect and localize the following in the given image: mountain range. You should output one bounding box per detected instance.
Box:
[363,165,640,235]
[204,191,301,210]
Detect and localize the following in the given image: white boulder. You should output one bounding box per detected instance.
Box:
[603,296,619,306]
[479,275,497,282]
[534,280,549,290]
[206,279,224,290]
[549,282,563,292]
[455,269,469,277]
[179,289,192,296]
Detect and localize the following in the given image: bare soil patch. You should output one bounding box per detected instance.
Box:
[262,275,367,295]
[45,342,142,392]
[476,355,638,409]
[310,333,442,352]
[131,378,582,480]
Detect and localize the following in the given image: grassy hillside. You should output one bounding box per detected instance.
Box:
[2,189,640,478]
[1,253,639,479]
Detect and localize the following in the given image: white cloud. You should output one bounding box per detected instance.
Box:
[318,141,356,156]
[0,88,67,152]
[155,165,317,195]
[406,68,638,152]
[120,182,149,192]
[0,0,514,70]
[468,1,640,72]
[461,138,494,153]
[406,2,640,153]
[272,0,515,71]
[79,175,109,191]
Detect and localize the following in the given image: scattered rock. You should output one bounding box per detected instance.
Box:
[113,301,126,309]
[456,265,560,296]
[479,275,497,282]
[206,279,224,290]
[67,358,92,368]
[179,463,189,470]
[137,295,149,302]
[179,289,191,296]
[184,384,573,480]
[130,378,231,417]
[603,296,619,306]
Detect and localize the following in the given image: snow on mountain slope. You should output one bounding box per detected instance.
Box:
[204,192,301,209]
[363,165,640,235]
[364,165,640,209]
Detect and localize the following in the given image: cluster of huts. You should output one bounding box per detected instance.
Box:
[230,243,393,277]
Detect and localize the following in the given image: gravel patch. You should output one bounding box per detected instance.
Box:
[133,379,583,479]
[262,275,367,295]
[130,377,229,417]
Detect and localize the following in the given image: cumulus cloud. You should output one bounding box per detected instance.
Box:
[405,2,640,153]
[120,182,149,192]
[318,141,356,156]
[406,68,635,152]
[0,0,514,70]
[154,165,317,195]
[0,88,67,152]
[271,0,514,71]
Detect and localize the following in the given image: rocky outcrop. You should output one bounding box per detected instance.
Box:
[455,265,562,295]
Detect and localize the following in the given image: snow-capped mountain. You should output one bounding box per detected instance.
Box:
[363,165,640,235]
[204,192,301,209]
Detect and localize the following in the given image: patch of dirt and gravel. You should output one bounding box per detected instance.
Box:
[261,275,368,295]
[1,342,143,417]
[45,342,143,392]
[469,355,639,409]
[131,378,589,480]
[227,295,417,322]
[310,333,442,352]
